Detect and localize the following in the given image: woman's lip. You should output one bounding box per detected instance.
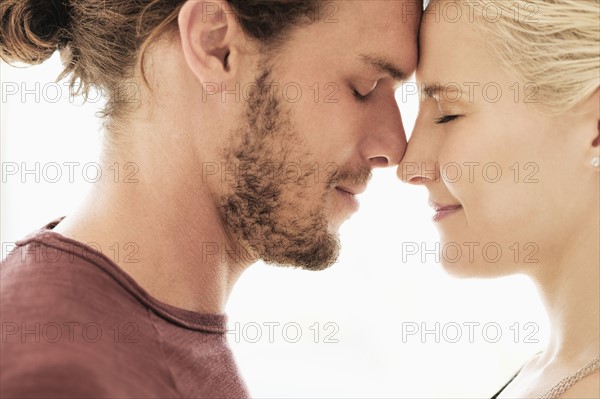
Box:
[429,201,462,211]
[429,202,462,212]
[432,205,463,222]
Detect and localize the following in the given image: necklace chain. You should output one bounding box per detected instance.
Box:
[539,356,600,399]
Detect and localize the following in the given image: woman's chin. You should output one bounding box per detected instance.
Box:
[440,260,515,279]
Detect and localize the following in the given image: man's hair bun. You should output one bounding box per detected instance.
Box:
[0,0,71,65]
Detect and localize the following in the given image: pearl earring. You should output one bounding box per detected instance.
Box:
[593,157,600,168]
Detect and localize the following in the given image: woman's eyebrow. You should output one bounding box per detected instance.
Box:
[422,83,466,99]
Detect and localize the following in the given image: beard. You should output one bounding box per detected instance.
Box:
[218,64,370,271]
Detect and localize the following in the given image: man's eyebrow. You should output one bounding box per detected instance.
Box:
[358,53,407,82]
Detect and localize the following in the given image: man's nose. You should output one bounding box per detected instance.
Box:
[360,101,407,169]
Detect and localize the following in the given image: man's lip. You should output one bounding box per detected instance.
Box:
[429,201,463,211]
[336,185,367,196]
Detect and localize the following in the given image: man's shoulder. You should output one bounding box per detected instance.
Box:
[0,235,163,365]
[0,234,160,340]
[0,239,178,398]
[0,342,178,398]
[1,235,137,316]
[0,356,117,398]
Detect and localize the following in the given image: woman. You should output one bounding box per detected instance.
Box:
[399,0,599,397]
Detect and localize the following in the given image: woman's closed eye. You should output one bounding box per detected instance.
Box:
[434,114,460,125]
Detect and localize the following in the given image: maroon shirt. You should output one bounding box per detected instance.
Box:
[0,219,249,398]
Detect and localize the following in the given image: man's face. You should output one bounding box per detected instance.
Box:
[217,1,420,270]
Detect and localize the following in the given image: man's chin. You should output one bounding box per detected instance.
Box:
[327,215,353,234]
[262,232,341,272]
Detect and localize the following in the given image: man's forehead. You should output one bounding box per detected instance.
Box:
[337,0,422,74]
[339,0,423,26]
[341,0,422,15]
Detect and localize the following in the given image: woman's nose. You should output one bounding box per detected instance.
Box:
[397,117,440,184]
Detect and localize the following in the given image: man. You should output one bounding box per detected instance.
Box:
[0,0,420,397]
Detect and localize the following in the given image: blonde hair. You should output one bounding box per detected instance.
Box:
[429,0,600,113]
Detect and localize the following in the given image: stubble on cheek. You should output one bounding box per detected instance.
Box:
[217,67,340,271]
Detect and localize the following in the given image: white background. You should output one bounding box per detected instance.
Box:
[1,53,548,398]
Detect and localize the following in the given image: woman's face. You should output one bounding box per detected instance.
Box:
[398,8,599,278]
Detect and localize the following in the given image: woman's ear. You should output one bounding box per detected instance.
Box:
[593,119,600,169]
[590,89,600,170]
[578,87,600,169]
[589,88,600,147]
[178,0,242,85]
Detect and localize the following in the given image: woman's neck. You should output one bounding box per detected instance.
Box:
[534,220,600,363]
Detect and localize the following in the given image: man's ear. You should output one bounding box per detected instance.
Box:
[178,0,241,85]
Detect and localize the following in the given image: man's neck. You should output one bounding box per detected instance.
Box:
[53,149,254,314]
